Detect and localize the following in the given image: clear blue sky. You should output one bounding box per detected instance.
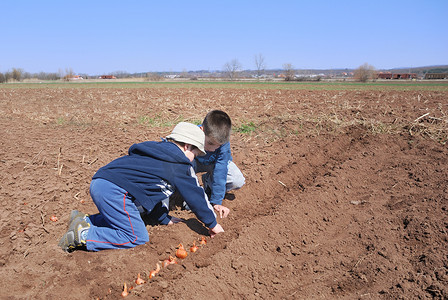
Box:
[1,0,447,74]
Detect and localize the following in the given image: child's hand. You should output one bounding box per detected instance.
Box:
[209,224,224,238]
[168,216,183,225]
[213,204,230,218]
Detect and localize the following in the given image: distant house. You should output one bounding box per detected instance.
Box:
[377,72,393,79]
[164,74,180,79]
[393,73,417,79]
[376,73,416,80]
[424,73,448,79]
[99,75,117,79]
[65,75,83,81]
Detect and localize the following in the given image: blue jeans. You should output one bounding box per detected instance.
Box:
[85,178,149,251]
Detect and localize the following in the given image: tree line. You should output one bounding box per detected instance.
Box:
[0,68,65,83]
[1,58,380,83]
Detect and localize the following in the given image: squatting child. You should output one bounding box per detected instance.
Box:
[58,122,224,252]
[193,110,245,218]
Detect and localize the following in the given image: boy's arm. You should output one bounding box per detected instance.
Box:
[168,216,183,225]
[176,167,219,230]
[152,203,171,225]
[144,202,177,225]
[208,142,232,205]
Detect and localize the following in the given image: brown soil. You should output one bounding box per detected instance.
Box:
[0,86,447,299]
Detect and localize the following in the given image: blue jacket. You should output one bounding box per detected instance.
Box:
[195,141,232,205]
[92,140,217,229]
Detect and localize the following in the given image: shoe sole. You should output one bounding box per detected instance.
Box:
[58,231,76,252]
[70,217,90,245]
[58,215,90,252]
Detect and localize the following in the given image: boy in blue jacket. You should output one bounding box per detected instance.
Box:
[194,110,245,218]
[58,122,224,252]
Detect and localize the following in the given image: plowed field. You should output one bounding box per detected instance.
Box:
[1,83,447,299]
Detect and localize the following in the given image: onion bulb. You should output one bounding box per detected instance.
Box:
[176,243,188,259]
[121,283,128,298]
[149,263,161,279]
[162,255,177,268]
[190,241,199,253]
[135,273,145,285]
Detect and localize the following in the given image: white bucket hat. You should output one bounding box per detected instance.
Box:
[166,122,206,155]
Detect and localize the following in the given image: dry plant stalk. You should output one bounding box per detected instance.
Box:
[408,110,447,144]
[278,181,287,188]
[414,112,430,122]
[40,210,50,234]
[57,148,61,169]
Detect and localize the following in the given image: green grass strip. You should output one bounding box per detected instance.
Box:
[1,80,447,91]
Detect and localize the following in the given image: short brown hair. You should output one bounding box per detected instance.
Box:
[202,110,232,144]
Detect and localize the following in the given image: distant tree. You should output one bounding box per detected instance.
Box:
[283,63,295,81]
[254,53,266,78]
[12,68,23,81]
[145,72,164,81]
[47,72,61,80]
[4,71,12,82]
[63,67,74,81]
[354,63,376,82]
[22,72,32,80]
[111,70,130,79]
[0,72,5,83]
[38,72,60,80]
[180,68,189,78]
[223,59,242,80]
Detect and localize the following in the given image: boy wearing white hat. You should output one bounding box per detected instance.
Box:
[58,122,224,252]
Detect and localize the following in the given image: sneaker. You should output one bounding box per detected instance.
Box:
[58,216,90,252]
[68,210,88,227]
[58,231,77,252]
[182,201,191,211]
